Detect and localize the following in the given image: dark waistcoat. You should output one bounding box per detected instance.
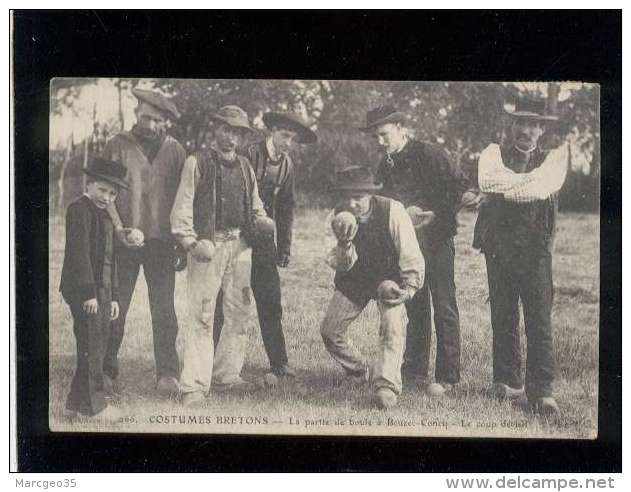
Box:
[334,196,400,306]
[473,145,558,256]
[192,149,254,242]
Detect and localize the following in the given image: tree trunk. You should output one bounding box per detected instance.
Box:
[117,79,124,131]
[547,83,560,116]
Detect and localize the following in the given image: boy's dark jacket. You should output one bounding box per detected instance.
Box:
[244,140,296,257]
[59,195,119,303]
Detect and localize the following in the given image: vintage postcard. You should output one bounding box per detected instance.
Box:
[48,78,599,438]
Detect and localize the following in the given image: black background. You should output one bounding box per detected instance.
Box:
[12,10,622,472]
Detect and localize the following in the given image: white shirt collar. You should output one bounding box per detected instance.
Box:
[266,137,281,162]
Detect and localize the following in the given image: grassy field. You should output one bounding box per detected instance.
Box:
[48,208,599,438]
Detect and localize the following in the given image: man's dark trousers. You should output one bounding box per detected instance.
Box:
[484,247,555,399]
[105,239,179,381]
[65,288,111,416]
[214,235,288,371]
[403,236,460,385]
[251,235,289,371]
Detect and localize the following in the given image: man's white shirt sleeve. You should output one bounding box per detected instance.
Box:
[478,143,568,203]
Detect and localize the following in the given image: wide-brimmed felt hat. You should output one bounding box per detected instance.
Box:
[504,98,558,121]
[83,157,130,190]
[359,105,409,132]
[262,112,317,144]
[209,105,255,134]
[132,88,180,120]
[329,166,383,192]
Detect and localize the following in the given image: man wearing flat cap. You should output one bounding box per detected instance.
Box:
[170,105,269,407]
[362,106,472,398]
[474,98,568,416]
[102,87,186,398]
[214,111,317,379]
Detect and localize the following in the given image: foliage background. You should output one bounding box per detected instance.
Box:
[49,78,599,213]
[47,78,600,437]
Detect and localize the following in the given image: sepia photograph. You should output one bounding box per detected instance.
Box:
[46,77,600,438]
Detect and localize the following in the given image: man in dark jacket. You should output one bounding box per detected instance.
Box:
[102,88,186,398]
[214,112,317,378]
[363,106,471,397]
[475,98,567,416]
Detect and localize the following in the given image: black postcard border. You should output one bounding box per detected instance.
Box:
[12,10,622,472]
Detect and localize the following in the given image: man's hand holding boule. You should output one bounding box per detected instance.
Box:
[460,190,485,210]
[332,211,358,244]
[189,239,215,262]
[406,206,436,230]
[253,216,276,236]
[377,280,410,307]
[116,227,145,249]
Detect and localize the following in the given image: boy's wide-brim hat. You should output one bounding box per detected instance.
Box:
[359,105,409,132]
[209,105,255,134]
[504,98,558,121]
[262,112,317,144]
[83,157,130,190]
[329,165,383,192]
[132,88,180,119]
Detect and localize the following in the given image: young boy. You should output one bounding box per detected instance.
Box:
[59,157,129,420]
[320,166,425,409]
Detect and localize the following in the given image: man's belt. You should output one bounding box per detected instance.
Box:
[213,228,241,242]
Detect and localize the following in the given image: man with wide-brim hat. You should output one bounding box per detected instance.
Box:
[102,86,186,399]
[171,104,270,407]
[319,165,424,409]
[358,106,410,133]
[361,105,471,399]
[213,110,317,380]
[262,112,317,144]
[474,97,567,416]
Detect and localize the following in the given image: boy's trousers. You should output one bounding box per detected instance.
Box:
[65,288,112,416]
[320,290,407,394]
[179,237,254,395]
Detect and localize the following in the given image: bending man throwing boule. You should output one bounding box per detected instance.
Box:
[170,105,270,407]
[320,166,424,409]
